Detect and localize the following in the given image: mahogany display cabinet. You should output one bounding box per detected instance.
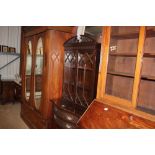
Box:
[51,35,100,129]
[20,26,74,128]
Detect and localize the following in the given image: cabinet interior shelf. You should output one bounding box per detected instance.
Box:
[141,75,155,81]
[146,30,155,38]
[78,66,93,71]
[77,83,89,90]
[65,66,93,71]
[107,71,155,81]
[64,81,89,90]
[65,66,76,69]
[112,33,139,40]
[143,53,155,58]
[109,53,137,57]
[107,71,134,78]
[111,30,155,40]
[109,53,155,58]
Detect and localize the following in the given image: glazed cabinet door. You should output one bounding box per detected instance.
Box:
[62,50,77,104]
[97,26,147,108]
[137,26,155,115]
[23,36,34,104]
[34,33,45,111]
[76,50,97,108]
[104,26,140,106]
[62,35,98,115]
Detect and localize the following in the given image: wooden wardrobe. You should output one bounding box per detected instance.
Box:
[20,26,74,128]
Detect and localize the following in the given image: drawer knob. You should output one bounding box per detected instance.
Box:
[104,107,109,111]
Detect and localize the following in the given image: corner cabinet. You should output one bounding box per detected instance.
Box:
[21,27,73,128]
[78,26,155,128]
[51,35,100,128]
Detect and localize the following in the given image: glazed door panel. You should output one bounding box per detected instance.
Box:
[63,50,77,103]
[76,50,96,107]
[34,33,45,111]
[105,26,140,102]
[24,36,34,104]
[61,35,99,115]
[137,26,155,115]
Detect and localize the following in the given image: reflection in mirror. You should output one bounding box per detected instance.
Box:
[35,37,43,110]
[25,41,32,101]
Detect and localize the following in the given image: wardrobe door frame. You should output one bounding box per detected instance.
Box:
[33,32,45,112]
[22,36,35,106]
[97,26,146,109]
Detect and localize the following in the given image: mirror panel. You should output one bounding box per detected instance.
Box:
[34,37,44,110]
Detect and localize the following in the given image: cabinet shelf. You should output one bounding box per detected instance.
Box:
[65,65,93,71]
[112,33,139,40]
[77,83,89,90]
[65,66,76,69]
[146,30,155,38]
[109,53,137,57]
[107,71,134,78]
[111,30,155,40]
[78,66,93,71]
[143,53,155,58]
[109,52,155,58]
[141,75,155,81]
[64,81,90,90]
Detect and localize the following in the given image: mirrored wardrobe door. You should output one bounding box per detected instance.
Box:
[34,37,44,110]
[25,40,33,101]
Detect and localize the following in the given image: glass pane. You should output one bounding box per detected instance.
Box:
[75,51,95,107]
[105,26,139,101]
[63,51,76,103]
[25,41,32,101]
[34,37,43,110]
[137,26,155,115]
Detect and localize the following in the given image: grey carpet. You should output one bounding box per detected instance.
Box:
[0,103,28,129]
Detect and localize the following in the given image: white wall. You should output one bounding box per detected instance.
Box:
[0,26,21,80]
